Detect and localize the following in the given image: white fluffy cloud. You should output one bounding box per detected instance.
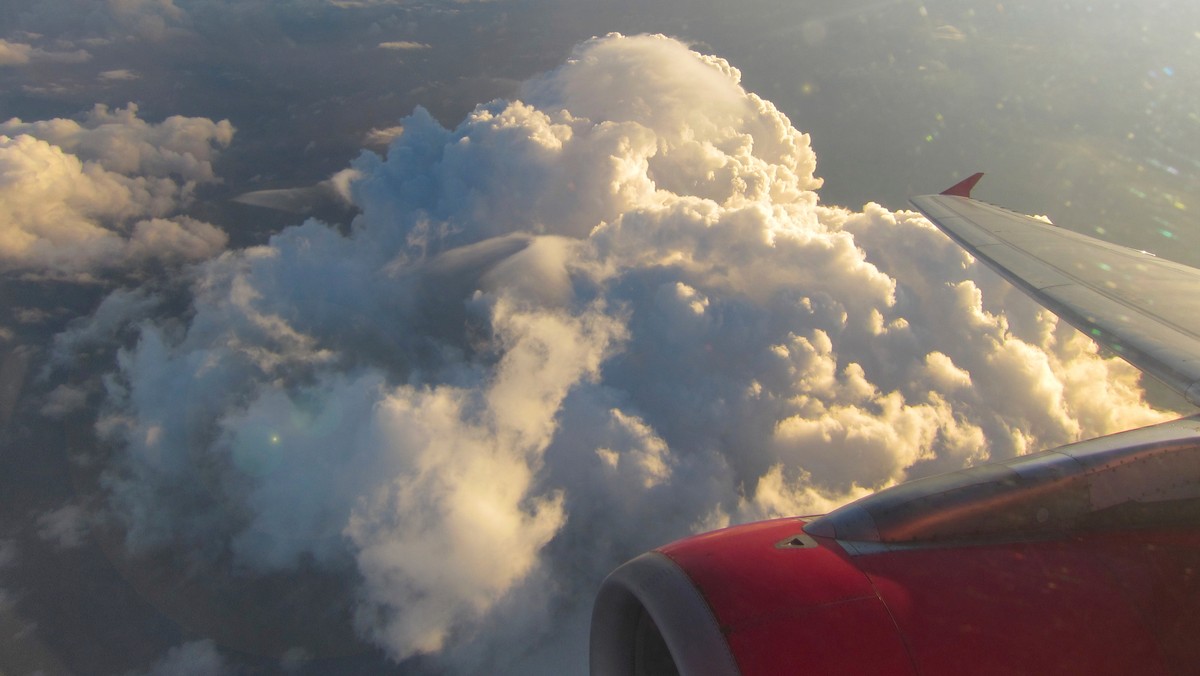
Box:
[1,103,232,183]
[87,33,1169,672]
[0,104,232,277]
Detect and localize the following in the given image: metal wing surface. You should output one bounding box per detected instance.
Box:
[911,174,1200,406]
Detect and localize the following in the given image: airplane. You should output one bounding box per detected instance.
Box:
[589,173,1200,675]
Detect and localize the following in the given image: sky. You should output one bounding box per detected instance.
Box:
[0,1,1197,674]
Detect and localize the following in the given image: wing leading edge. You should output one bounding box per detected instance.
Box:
[911,174,1200,406]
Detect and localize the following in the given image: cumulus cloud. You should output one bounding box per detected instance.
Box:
[89,33,1168,672]
[1,103,232,181]
[0,104,232,277]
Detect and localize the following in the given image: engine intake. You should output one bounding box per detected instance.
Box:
[590,552,740,676]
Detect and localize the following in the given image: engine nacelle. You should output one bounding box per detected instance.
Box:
[591,418,1200,675]
[590,517,915,675]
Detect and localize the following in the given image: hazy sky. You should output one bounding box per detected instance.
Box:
[0,1,1196,673]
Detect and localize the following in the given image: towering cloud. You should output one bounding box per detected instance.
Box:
[88,33,1167,672]
[0,104,232,277]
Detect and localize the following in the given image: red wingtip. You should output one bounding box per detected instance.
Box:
[940,172,984,198]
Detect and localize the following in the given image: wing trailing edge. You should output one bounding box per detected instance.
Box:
[912,177,1200,406]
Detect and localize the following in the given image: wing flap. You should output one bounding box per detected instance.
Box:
[912,184,1200,406]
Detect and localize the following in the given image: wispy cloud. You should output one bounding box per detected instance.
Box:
[99,68,140,80]
[378,40,431,50]
[0,38,90,66]
[364,124,404,145]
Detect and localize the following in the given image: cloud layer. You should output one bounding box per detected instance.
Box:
[87,33,1167,672]
[0,104,231,277]
[0,38,90,66]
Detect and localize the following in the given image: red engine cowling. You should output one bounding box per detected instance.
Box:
[590,517,916,676]
[591,418,1200,675]
[592,517,1200,675]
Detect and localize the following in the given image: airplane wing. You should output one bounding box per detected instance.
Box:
[911,173,1200,406]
